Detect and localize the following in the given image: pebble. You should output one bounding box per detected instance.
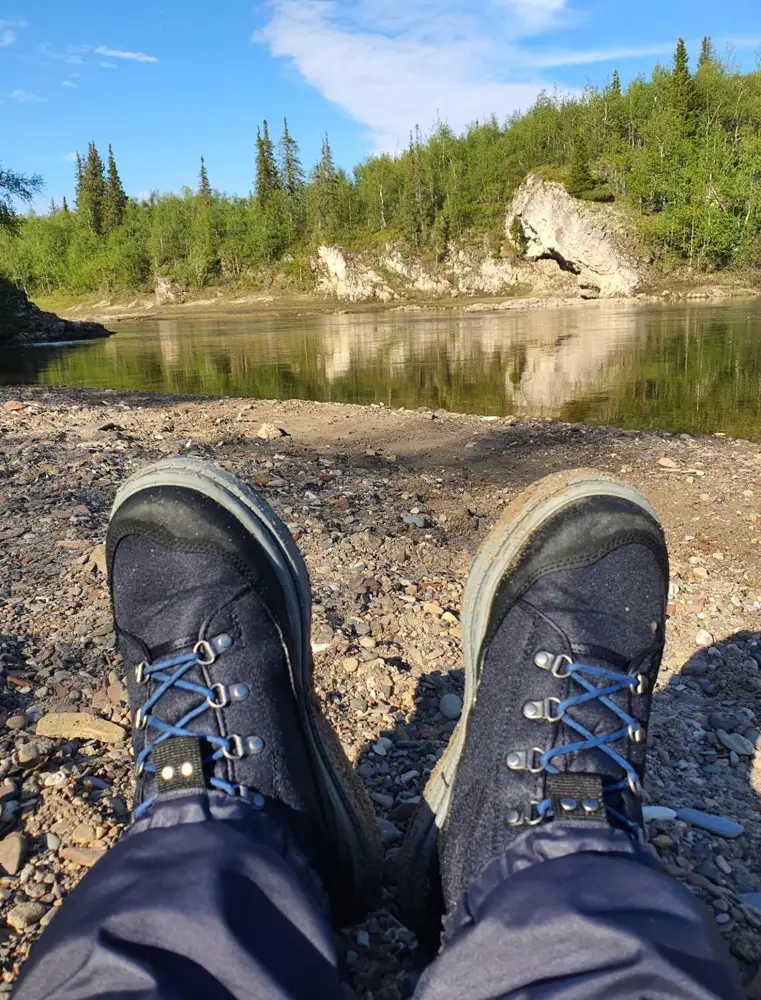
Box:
[342,657,359,674]
[695,629,714,647]
[356,930,370,948]
[60,847,106,868]
[651,834,673,849]
[44,833,61,851]
[36,713,125,744]
[716,730,755,756]
[715,913,731,925]
[740,892,761,910]
[376,818,402,844]
[370,792,394,809]
[256,422,288,440]
[0,832,26,876]
[439,694,463,720]
[676,809,744,839]
[70,823,96,845]
[16,742,41,765]
[402,514,428,528]
[87,544,107,575]
[643,805,677,822]
[6,901,48,931]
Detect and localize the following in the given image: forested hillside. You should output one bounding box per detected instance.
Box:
[2,37,761,299]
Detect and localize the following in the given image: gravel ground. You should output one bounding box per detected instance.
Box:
[3,387,761,996]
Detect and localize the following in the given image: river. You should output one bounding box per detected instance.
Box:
[2,299,761,439]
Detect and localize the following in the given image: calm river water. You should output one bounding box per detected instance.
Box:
[2,300,761,438]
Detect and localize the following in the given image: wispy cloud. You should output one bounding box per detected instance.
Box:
[65,152,78,162]
[9,89,47,103]
[525,35,761,69]
[257,0,572,151]
[93,45,158,63]
[61,80,77,88]
[0,18,25,46]
[100,61,118,69]
[257,3,761,152]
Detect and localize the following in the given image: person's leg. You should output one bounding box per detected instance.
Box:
[13,795,342,1000]
[401,470,742,1000]
[14,459,382,1000]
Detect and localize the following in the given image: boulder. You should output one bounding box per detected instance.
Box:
[506,174,643,297]
[0,276,110,345]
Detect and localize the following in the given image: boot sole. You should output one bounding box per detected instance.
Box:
[398,469,661,935]
[111,457,382,924]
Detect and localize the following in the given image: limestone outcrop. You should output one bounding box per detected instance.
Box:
[506,174,642,297]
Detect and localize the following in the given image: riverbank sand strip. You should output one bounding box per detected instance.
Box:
[2,388,761,994]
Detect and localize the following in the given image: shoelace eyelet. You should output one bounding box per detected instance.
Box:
[223,734,245,760]
[207,683,229,709]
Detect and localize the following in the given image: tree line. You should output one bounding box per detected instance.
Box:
[2,36,761,297]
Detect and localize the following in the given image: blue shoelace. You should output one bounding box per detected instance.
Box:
[132,635,253,819]
[521,654,646,831]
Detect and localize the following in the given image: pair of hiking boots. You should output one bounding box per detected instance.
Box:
[108,459,668,931]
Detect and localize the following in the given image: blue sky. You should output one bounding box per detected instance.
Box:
[1,0,760,210]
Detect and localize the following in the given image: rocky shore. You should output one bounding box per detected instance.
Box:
[0,278,110,346]
[2,389,761,996]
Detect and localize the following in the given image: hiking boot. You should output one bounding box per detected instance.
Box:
[107,458,381,923]
[400,470,668,929]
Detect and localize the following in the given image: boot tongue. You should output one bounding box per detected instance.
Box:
[112,537,245,653]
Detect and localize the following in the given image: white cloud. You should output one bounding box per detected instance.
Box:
[9,89,47,103]
[93,45,158,63]
[525,35,761,68]
[257,3,761,152]
[257,0,570,150]
[61,80,77,88]
[65,152,78,162]
[100,61,118,69]
[0,17,25,46]
[491,0,569,34]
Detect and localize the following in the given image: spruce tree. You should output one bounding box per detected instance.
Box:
[61,196,69,214]
[671,37,696,124]
[74,153,84,210]
[79,141,106,234]
[48,198,57,215]
[698,36,716,69]
[567,131,595,197]
[611,70,621,97]
[278,118,304,197]
[310,134,338,237]
[315,133,337,185]
[199,157,211,198]
[255,120,280,208]
[103,144,127,232]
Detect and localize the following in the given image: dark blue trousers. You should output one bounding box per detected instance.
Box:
[13,792,742,1000]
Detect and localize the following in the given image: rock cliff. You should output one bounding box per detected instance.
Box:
[506,174,643,297]
[312,174,644,303]
[0,277,111,345]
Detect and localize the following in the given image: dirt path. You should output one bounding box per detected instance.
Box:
[2,388,761,996]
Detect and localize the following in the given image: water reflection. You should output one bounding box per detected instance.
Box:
[2,301,761,439]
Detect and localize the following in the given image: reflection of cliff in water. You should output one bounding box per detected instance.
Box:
[3,302,761,438]
[303,305,646,414]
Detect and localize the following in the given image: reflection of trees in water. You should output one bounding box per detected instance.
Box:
[4,304,761,437]
[561,312,761,438]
